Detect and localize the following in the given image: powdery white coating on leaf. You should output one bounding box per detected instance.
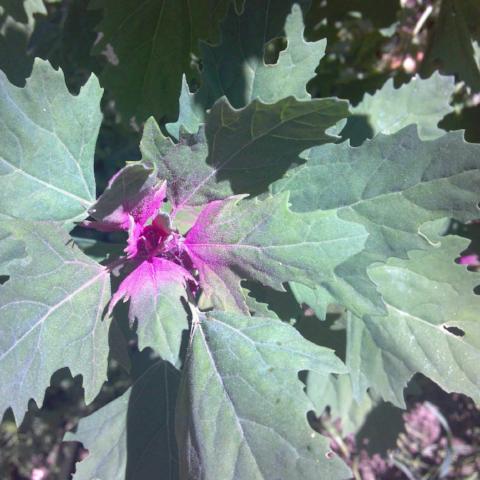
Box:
[273,126,480,318]
[86,163,166,231]
[150,95,350,211]
[140,119,232,210]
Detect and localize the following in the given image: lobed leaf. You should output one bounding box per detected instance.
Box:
[176,310,351,480]
[0,220,111,422]
[0,59,102,224]
[166,2,322,137]
[349,73,456,141]
[272,127,480,317]
[348,235,480,407]
[185,193,368,313]
[148,96,349,210]
[111,259,191,368]
[90,0,231,121]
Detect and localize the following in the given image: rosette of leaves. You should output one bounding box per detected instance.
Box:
[1,3,480,480]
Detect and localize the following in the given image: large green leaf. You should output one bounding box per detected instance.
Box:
[0,220,111,422]
[148,96,349,210]
[176,310,351,480]
[0,59,102,224]
[166,2,322,137]
[185,193,368,313]
[90,0,231,121]
[272,127,480,317]
[66,360,179,480]
[348,235,480,407]
[349,73,455,142]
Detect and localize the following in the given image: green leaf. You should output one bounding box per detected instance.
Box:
[423,0,480,91]
[150,96,349,209]
[166,2,322,137]
[306,373,373,435]
[272,127,480,317]
[176,310,351,480]
[203,97,349,197]
[349,73,456,141]
[166,76,204,140]
[185,193,368,313]
[141,120,231,209]
[66,360,179,480]
[90,0,230,121]
[0,226,29,275]
[0,0,47,84]
[0,220,111,422]
[0,59,102,224]
[347,235,480,407]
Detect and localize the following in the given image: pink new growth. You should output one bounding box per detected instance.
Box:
[83,178,195,320]
[459,254,480,267]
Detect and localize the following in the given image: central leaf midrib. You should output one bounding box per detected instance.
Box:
[197,324,264,478]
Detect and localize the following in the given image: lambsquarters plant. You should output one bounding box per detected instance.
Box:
[0,5,479,480]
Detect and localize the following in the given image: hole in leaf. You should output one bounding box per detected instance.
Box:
[443,325,465,337]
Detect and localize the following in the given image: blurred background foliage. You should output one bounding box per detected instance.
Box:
[1,0,479,479]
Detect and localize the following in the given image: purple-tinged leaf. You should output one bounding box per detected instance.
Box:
[108,258,192,366]
[140,120,231,210]
[86,163,166,232]
[109,258,192,318]
[184,193,368,312]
